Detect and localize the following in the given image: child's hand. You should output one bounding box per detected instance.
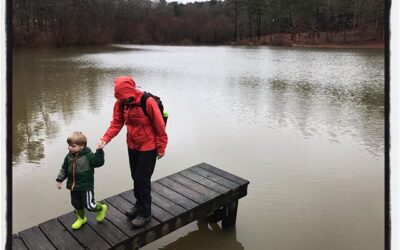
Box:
[56,182,62,190]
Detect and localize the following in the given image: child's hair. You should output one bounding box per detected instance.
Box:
[67,131,87,147]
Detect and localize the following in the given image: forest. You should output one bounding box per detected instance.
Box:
[12,0,385,47]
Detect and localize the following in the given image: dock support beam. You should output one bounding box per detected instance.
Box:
[205,199,239,230]
[222,200,239,229]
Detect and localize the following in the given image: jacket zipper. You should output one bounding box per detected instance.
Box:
[127,104,151,149]
[71,156,77,191]
[142,124,149,139]
[128,107,136,149]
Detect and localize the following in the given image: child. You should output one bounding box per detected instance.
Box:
[56,131,108,230]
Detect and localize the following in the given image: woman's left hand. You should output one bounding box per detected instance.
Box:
[157,152,165,159]
[97,140,107,149]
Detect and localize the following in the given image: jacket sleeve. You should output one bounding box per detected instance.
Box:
[88,149,105,168]
[101,101,125,143]
[56,155,68,182]
[146,98,168,154]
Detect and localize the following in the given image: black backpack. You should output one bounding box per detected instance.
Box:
[140,92,168,125]
[121,92,168,125]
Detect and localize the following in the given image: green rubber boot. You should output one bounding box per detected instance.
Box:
[96,203,108,222]
[71,210,87,230]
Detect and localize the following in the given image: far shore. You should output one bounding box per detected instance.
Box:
[291,42,384,49]
[225,41,384,49]
[230,40,384,49]
[230,31,384,49]
[13,40,385,50]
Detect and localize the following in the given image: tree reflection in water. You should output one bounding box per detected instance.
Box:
[230,74,384,156]
[12,47,124,166]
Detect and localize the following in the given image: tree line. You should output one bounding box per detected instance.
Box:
[12,0,385,47]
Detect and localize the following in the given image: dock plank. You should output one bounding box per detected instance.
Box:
[101,201,136,237]
[18,226,56,250]
[158,177,209,204]
[106,194,135,215]
[12,234,27,250]
[38,218,84,250]
[179,169,230,194]
[102,201,159,238]
[58,212,111,250]
[85,208,129,248]
[119,190,185,220]
[151,190,187,216]
[169,173,220,199]
[197,163,249,185]
[151,203,175,222]
[118,190,136,204]
[190,166,240,189]
[152,182,198,210]
[109,193,174,223]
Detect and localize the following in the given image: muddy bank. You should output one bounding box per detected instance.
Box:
[233,31,384,49]
[291,43,384,49]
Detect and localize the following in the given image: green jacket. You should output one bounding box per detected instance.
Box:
[56,147,104,191]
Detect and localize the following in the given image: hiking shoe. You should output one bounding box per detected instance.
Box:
[131,215,151,228]
[71,216,87,230]
[96,204,108,222]
[124,205,139,219]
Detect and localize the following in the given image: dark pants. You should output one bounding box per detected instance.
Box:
[128,148,157,217]
[71,190,100,211]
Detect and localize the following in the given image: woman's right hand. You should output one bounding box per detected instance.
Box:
[56,182,62,190]
[97,140,107,149]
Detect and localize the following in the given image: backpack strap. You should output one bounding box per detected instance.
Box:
[119,92,151,116]
[119,100,141,111]
[140,92,151,117]
[139,92,167,125]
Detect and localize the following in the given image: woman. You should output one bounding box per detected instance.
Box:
[97,76,168,227]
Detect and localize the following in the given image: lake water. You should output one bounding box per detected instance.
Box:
[13,45,384,250]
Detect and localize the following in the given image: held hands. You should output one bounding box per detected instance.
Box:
[97,140,107,149]
[96,138,164,158]
[56,182,62,190]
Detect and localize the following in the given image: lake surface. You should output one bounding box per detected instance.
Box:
[13,45,384,250]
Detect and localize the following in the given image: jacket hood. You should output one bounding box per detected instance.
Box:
[114,76,138,100]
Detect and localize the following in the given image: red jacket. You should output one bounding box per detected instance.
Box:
[101,76,168,154]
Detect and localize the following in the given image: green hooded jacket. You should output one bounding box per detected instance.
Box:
[56,147,104,191]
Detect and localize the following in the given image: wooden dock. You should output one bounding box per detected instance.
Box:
[13,163,249,250]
